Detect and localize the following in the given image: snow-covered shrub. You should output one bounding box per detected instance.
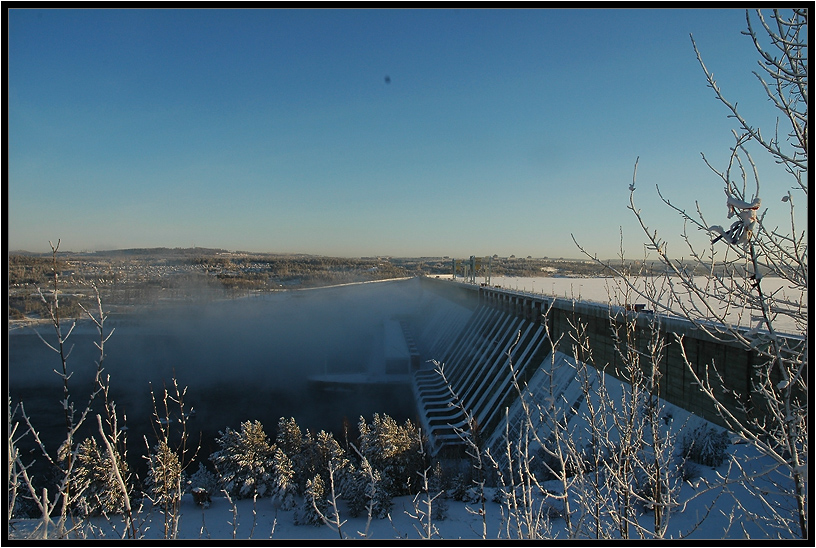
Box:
[448,471,470,502]
[271,447,297,510]
[188,461,218,494]
[681,424,730,468]
[276,417,303,457]
[339,462,368,518]
[71,436,130,517]
[145,440,184,510]
[633,463,662,513]
[492,484,510,505]
[341,458,392,519]
[357,413,428,497]
[447,469,482,504]
[210,420,276,499]
[297,429,348,493]
[429,462,448,521]
[294,474,327,526]
[187,462,218,507]
[679,459,701,483]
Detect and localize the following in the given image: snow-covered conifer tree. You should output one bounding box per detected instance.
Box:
[429,461,448,521]
[296,429,348,494]
[145,440,184,513]
[275,417,303,457]
[271,447,297,510]
[210,420,276,499]
[294,474,327,526]
[313,430,348,478]
[71,436,129,517]
[358,413,427,497]
[187,462,217,508]
[340,457,391,519]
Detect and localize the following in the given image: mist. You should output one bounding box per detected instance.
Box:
[8,278,427,475]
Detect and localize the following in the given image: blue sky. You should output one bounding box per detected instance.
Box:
[7,8,792,258]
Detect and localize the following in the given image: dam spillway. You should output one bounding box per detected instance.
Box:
[404,276,803,456]
[412,302,551,454]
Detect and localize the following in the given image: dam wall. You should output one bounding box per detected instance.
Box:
[412,276,803,455]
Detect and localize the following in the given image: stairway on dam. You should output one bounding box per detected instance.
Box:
[412,302,550,455]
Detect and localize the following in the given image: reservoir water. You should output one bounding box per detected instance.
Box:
[8,278,424,480]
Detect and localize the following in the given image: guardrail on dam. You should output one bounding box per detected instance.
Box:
[411,276,802,456]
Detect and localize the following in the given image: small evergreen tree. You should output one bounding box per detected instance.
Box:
[71,436,130,517]
[429,461,448,521]
[294,429,315,494]
[210,420,276,499]
[358,413,427,497]
[145,440,184,512]
[271,447,297,510]
[341,457,392,519]
[314,430,349,481]
[681,424,730,468]
[187,462,217,508]
[294,474,327,526]
[448,471,472,503]
[297,429,348,494]
[276,417,303,457]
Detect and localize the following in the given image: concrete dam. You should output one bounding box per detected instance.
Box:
[319,276,801,457]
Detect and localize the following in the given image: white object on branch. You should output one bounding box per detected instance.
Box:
[709,193,761,246]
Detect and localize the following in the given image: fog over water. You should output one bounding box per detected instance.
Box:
[8,278,426,474]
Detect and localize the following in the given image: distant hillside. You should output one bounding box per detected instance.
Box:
[96,247,230,257]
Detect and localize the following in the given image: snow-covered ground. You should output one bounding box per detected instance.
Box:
[7,399,794,541]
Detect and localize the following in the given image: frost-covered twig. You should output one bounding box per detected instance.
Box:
[96,415,135,539]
